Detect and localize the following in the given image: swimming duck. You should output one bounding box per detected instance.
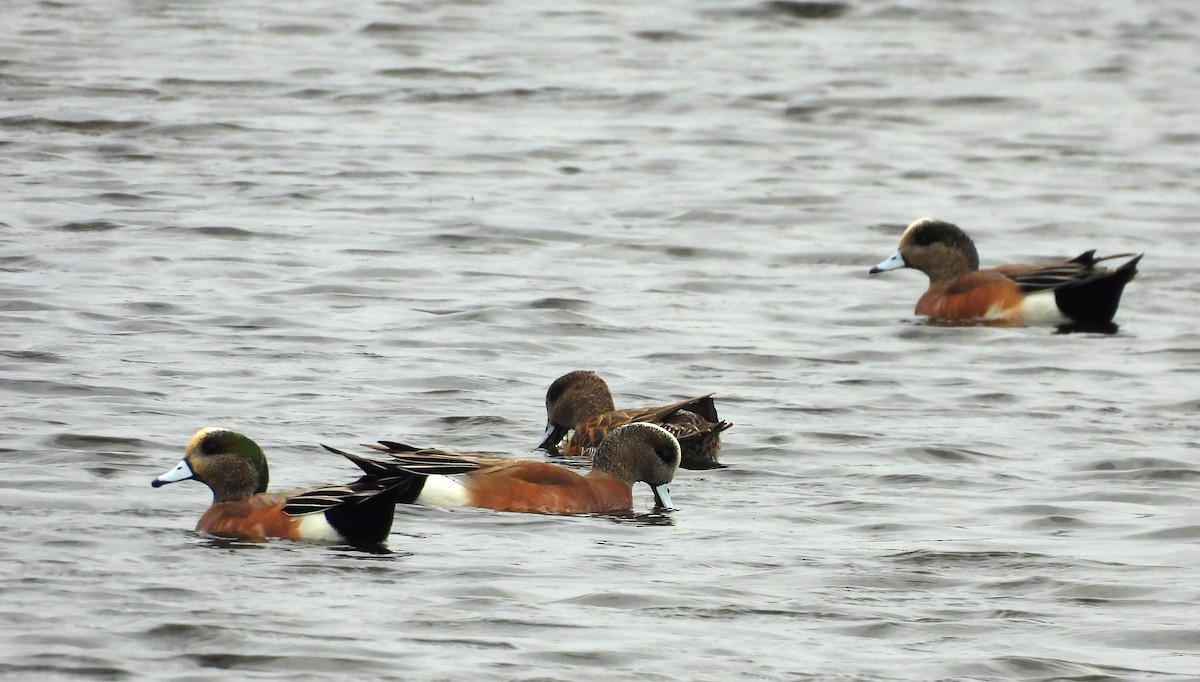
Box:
[152,427,407,545]
[536,370,731,470]
[870,217,1142,330]
[325,422,681,514]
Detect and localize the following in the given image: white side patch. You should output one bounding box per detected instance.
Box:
[1020,290,1069,325]
[415,475,470,508]
[981,301,1009,321]
[297,513,342,542]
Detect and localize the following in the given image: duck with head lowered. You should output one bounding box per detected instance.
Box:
[537,370,731,470]
[328,421,683,515]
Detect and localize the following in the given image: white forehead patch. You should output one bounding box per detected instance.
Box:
[902,217,938,237]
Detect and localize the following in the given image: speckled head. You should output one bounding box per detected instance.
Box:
[538,370,617,452]
[152,427,270,503]
[871,218,980,286]
[591,422,681,509]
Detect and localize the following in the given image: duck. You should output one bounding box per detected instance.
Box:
[152,427,408,545]
[870,217,1142,330]
[324,422,682,515]
[536,370,731,470]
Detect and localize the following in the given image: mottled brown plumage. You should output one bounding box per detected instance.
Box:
[538,370,731,469]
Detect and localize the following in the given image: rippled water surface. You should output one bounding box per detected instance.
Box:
[2,0,1199,679]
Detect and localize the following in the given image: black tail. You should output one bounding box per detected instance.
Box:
[323,482,407,547]
[678,395,721,424]
[1054,254,1142,329]
[320,443,431,504]
[326,443,408,479]
[1066,249,1098,267]
[675,396,732,436]
[370,440,424,454]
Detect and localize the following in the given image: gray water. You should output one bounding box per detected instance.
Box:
[2,0,1199,679]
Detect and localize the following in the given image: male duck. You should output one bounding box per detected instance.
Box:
[870,217,1142,330]
[325,422,682,515]
[536,370,731,470]
[152,427,407,545]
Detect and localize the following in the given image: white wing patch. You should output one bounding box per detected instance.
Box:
[1020,290,1069,325]
[297,513,341,542]
[415,475,470,508]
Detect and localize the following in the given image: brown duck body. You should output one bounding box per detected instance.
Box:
[333,421,683,514]
[434,459,637,514]
[196,492,306,541]
[538,371,731,470]
[153,428,405,546]
[871,218,1142,330]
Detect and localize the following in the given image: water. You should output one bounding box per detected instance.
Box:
[2,0,1198,679]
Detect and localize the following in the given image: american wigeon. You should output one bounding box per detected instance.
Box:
[870,218,1142,330]
[536,370,731,470]
[152,427,406,545]
[324,422,682,515]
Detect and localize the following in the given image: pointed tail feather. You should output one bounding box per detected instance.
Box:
[368,440,424,454]
[1090,251,1139,265]
[322,443,406,479]
[385,454,482,476]
[1066,250,1098,266]
[1054,253,1142,327]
